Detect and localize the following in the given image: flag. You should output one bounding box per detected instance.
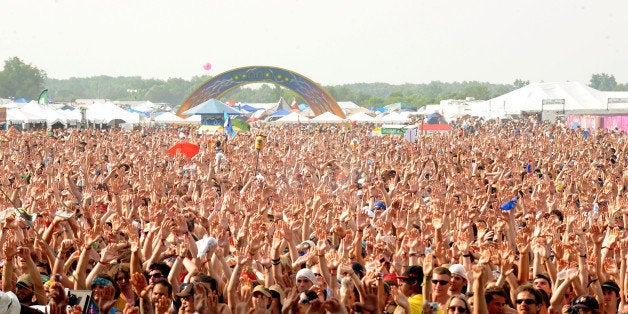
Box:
[291,97,298,109]
[526,159,532,173]
[231,118,250,132]
[38,89,49,106]
[223,113,235,138]
[500,196,518,211]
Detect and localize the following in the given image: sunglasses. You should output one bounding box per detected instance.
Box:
[150,273,164,278]
[432,280,450,286]
[448,306,467,313]
[515,298,537,305]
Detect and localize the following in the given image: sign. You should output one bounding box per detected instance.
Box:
[608,98,628,104]
[0,107,6,123]
[380,125,409,135]
[542,99,565,105]
[404,126,418,142]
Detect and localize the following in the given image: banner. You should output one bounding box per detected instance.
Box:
[38,89,49,106]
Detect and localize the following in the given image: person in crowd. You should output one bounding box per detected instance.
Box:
[431,267,452,309]
[448,264,468,296]
[0,119,625,314]
[394,266,424,313]
[485,286,508,314]
[515,285,543,314]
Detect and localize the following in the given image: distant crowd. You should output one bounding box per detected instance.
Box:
[0,116,626,314]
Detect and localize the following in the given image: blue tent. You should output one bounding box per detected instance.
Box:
[269,109,291,117]
[240,104,260,112]
[298,103,309,111]
[126,108,150,117]
[14,98,28,103]
[427,113,443,124]
[368,107,386,113]
[182,99,241,115]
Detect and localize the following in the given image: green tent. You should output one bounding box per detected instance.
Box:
[384,102,416,111]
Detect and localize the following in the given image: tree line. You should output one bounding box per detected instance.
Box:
[1,57,627,109]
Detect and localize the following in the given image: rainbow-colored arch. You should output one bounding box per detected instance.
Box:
[176,66,344,118]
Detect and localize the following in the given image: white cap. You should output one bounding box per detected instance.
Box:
[449,264,467,280]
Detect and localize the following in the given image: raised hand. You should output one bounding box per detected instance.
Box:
[129,272,150,299]
[99,243,119,264]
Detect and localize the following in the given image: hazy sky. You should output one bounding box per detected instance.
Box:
[1,0,626,86]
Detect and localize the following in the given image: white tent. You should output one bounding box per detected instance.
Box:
[132,101,157,112]
[274,112,311,123]
[474,81,628,118]
[311,112,346,123]
[338,101,362,114]
[184,115,201,124]
[60,109,82,124]
[6,108,31,123]
[87,102,140,124]
[154,112,186,124]
[376,112,411,124]
[20,102,80,127]
[346,112,375,123]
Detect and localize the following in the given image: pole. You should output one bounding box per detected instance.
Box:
[255,150,260,173]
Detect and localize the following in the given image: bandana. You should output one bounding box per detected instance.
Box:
[91,277,113,288]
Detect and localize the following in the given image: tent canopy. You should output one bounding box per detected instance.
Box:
[269,109,291,117]
[347,112,375,122]
[311,112,346,123]
[376,112,411,124]
[385,102,416,111]
[182,99,241,115]
[274,112,311,123]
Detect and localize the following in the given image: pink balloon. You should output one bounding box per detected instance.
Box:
[203,63,212,71]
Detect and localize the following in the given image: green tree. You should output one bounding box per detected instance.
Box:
[513,79,529,89]
[461,84,490,100]
[589,73,617,91]
[0,57,47,100]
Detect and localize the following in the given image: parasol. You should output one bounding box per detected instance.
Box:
[167,142,200,159]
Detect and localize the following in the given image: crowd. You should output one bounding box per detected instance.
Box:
[0,116,626,314]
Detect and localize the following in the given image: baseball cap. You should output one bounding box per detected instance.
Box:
[252,285,271,298]
[268,284,284,300]
[572,295,599,310]
[17,274,34,289]
[601,280,620,294]
[396,266,423,283]
[449,264,467,280]
[373,201,386,210]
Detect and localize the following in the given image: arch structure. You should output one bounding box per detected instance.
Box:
[176,66,345,118]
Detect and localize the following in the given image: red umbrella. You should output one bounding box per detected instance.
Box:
[167,142,200,159]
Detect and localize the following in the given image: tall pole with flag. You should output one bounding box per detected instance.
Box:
[223,112,235,156]
[223,112,235,138]
[38,89,49,106]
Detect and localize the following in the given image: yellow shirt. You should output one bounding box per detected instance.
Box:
[395,293,424,314]
[394,295,444,314]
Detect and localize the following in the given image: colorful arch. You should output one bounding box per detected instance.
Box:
[176,66,345,118]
